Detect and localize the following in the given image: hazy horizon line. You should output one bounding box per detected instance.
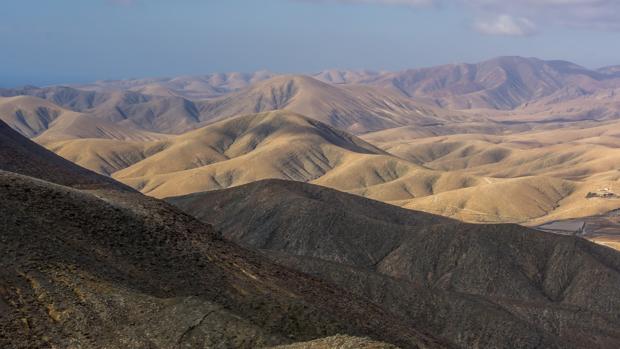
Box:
[2,55,617,89]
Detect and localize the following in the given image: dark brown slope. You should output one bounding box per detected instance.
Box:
[0,124,445,348]
[168,178,448,268]
[0,120,127,190]
[168,179,620,349]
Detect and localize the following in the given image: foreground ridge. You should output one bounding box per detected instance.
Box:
[0,120,445,348]
[169,179,620,349]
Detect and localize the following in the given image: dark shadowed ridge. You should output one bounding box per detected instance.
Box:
[0,120,130,190]
[168,179,620,349]
[0,122,447,348]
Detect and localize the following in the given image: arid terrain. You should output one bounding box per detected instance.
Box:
[2,57,618,248]
[0,120,446,348]
[167,179,620,348]
[3,113,620,348]
[1,55,620,348]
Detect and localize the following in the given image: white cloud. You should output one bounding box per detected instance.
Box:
[300,0,437,6]
[464,0,620,31]
[301,0,620,34]
[351,0,435,4]
[473,15,537,36]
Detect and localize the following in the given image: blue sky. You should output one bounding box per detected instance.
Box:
[1,0,619,87]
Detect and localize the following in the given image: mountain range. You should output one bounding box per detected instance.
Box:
[1,56,619,246]
[2,56,620,348]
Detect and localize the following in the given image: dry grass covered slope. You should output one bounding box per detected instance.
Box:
[364,120,620,224]
[0,96,167,142]
[1,75,477,136]
[40,109,619,225]
[103,111,500,204]
[197,74,473,134]
[2,57,618,227]
[0,86,209,134]
[110,110,406,196]
[0,95,69,138]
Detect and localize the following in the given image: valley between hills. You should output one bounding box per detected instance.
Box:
[2,56,620,349]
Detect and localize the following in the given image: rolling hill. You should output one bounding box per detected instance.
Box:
[493,86,620,123]
[39,110,618,225]
[0,86,209,134]
[320,56,620,111]
[2,56,619,229]
[5,57,619,139]
[96,111,497,206]
[363,119,620,224]
[598,65,620,77]
[167,179,620,349]
[5,57,617,134]
[0,95,66,138]
[196,74,475,134]
[1,75,477,136]
[109,110,413,196]
[0,95,169,145]
[75,71,277,99]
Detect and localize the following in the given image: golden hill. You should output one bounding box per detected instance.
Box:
[0,95,169,143]
[363,119,620,225]
[0,95,68,138]
[197,75,474,134]
[3,66,618,229]
[111,111,413,197]
[322,57,620,112]
[46,111,480,200]
[2,77,479,137]
[76,71,277,99]
[38,110,616,227]
[0,86,209,134]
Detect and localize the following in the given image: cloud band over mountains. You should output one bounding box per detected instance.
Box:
[301,0,620,35]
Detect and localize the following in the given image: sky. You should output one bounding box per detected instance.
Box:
[1,0,619,87]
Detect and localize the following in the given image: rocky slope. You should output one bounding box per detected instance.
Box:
[0,120,445,349]
[0,120,127,190]
[269,335,399,349]
[168,179,620,349]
